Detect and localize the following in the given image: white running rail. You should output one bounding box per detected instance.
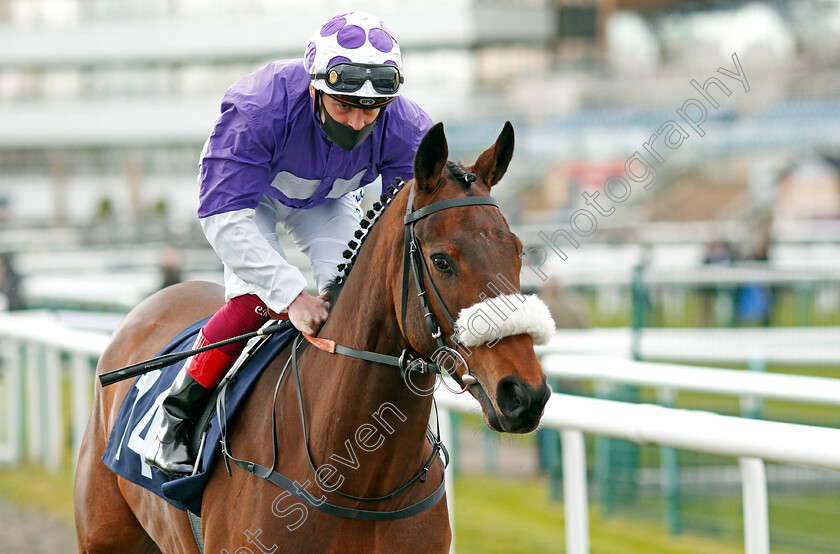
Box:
[0,312,108,470]
[3,314,840,554]
[435,391,840,554]
[539,353,840,409]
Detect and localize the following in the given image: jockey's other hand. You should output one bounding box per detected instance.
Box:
[288,290,330,335]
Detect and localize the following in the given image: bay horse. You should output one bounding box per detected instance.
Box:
[75,122,551,553]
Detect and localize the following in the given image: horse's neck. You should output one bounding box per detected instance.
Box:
[296,218,437,493]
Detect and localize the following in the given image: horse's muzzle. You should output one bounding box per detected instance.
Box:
[494,376,551,433]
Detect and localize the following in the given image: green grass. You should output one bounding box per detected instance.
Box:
[0,366,79,527]
[2,464,838,552]
[453,474,742,553]
[454,474,840,553]
[574,287,840,328]
[0,465,75,525]
[0,465,743,552]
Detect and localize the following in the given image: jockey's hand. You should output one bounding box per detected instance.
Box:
[287,290,330,335]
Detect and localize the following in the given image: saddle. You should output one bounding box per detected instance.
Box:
[102,317,297,514]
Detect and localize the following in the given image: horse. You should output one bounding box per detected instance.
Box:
[74,121,551,553]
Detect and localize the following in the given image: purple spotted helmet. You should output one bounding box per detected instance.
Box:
[305,12,404,101]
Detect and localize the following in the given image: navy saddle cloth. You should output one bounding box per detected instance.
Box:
[102,316,297,514]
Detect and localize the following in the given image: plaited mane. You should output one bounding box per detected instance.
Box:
[323,179,405,307]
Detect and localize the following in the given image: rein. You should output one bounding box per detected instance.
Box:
[217,336,449,521]
[222,335,449,521]
[222,181,499,522]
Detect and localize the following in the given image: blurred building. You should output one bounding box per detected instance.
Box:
[0,0,557,228]
[2,0,840,239]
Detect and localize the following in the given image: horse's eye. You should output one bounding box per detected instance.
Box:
[432,255,452,273]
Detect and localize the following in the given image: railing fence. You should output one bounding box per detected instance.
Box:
[3,313,840,554]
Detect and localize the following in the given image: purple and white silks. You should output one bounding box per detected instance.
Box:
[197,59,432,312]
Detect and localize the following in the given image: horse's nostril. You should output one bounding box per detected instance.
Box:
[496,377,532,419]
[495,378,551,431]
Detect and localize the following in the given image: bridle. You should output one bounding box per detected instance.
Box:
[298,177,499,388]
[222,178,501,522]
[400,179,499,389]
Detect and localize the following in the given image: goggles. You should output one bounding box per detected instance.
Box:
[311,63,404,95]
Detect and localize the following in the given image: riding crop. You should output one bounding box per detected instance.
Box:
[98,319,294,387]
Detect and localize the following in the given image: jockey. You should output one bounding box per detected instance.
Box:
[145,11,432,476]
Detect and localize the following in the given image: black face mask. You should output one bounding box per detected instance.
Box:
[319,94,379,151]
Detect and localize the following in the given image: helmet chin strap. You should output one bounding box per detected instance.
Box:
[316,90,381,151]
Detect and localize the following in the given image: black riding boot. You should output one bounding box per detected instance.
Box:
[143,368,213,476]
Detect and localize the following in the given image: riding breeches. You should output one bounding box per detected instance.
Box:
[200,192,364,314]
[187,294,269,389]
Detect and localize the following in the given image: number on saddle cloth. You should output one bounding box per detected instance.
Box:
[101,317,298,514]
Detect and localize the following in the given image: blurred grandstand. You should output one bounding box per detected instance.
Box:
[1,1,839,291]
[1,0,840,233]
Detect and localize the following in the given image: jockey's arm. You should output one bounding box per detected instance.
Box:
[198,102,313,317]
[200,209,330,335]
[200,207,308,314]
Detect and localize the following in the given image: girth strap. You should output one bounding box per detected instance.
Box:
[187,510,204,554]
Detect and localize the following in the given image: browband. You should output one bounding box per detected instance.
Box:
[404,196,499,224]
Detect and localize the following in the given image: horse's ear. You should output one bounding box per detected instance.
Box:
[414,122,449,192]
[473,121,514,188]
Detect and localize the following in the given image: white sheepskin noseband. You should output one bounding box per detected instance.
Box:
[454,294,555,347]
